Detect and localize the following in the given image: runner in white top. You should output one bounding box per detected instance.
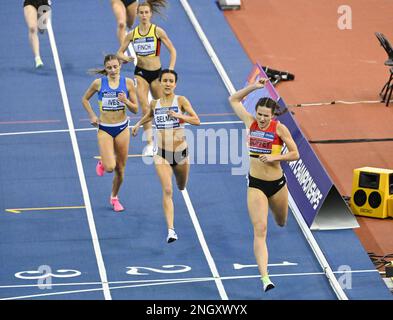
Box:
[132,69,200,243]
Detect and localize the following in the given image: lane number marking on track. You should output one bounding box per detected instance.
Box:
[126,265,192,276]
[15,268,81,280]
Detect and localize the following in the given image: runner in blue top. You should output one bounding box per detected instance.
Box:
[82,54,138,212]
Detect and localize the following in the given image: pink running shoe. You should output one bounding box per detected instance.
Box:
[96,161,105,176]
[110,196,124,212]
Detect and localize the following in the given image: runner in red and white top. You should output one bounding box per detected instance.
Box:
[229,78,299,292]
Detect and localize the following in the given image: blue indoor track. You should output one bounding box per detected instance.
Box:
[0,0,391,300]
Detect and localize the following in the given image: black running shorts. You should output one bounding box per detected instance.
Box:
[23,0,51,10]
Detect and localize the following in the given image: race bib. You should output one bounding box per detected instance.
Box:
[249,130,274,154]
[101,92,125,111]
[154,106,180,130]
[133,37,156,56]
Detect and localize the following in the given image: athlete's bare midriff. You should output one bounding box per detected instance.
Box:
[249,157,283,181]
[100,109,127,124]
[157,128,186,152]
[136,55,161,71]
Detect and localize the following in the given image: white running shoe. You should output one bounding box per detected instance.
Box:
[261,276,275,292]
[166,228,178,243]
[35,56,44,68]
[143,144,155,157]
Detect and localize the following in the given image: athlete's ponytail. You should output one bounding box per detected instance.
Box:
[88,54,121,76]
[138,0,167,15]
[255,97,288,117]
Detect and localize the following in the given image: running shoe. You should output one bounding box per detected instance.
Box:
[110,196,124,212]
[143,144,155,157]
[35,56,44,68]
[166,228,178,243]
[261,275,275,292]
[96,160,105,176]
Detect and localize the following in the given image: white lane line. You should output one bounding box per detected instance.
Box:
[0,121,244,137]
[181,189,228,300]
[288,193,348,300]
[0,268,380,300]
[233,261,298,270]
[0,277,212,301]
[179,0,236,94]
[46,17,111,300]
[0,128,71,136]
